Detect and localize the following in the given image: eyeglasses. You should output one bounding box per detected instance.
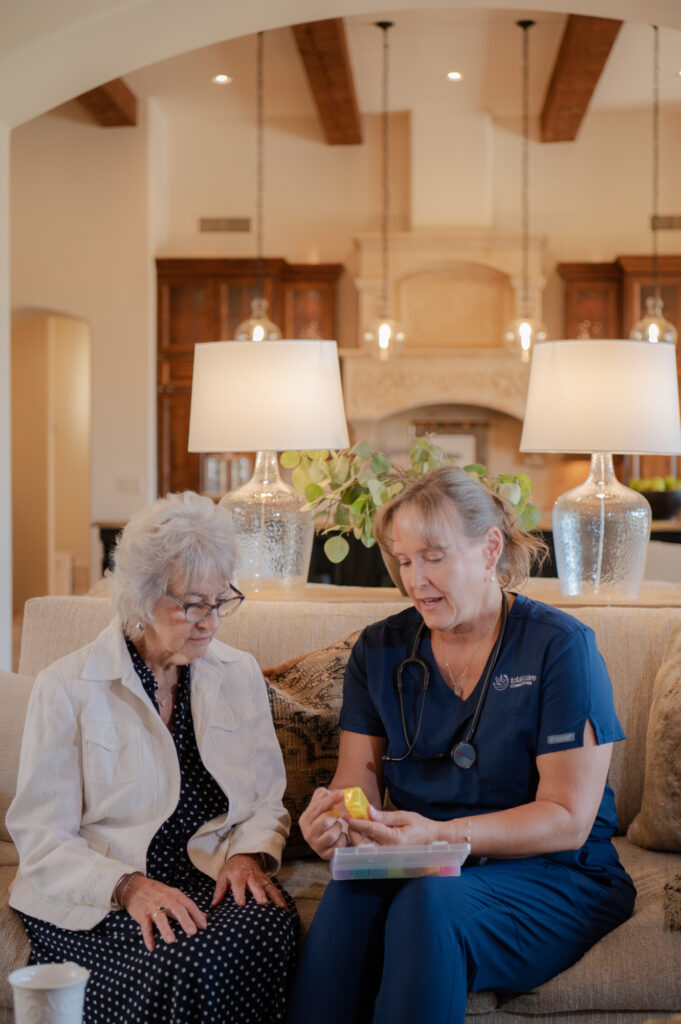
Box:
[166,584,245,623]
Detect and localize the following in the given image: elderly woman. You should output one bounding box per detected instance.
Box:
[288,467,635,1024]
[8,492,298,1023]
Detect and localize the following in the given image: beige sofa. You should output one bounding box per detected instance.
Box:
[2,583,681,1023]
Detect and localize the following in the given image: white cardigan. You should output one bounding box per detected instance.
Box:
[7,617,290,930]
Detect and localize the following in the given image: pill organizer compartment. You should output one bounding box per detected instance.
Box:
[331,841,470,880]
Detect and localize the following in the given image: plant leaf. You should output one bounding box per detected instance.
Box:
[280,451,301,469]
[324,535,350,563]
[304,482,324,503]
[518,503,541,532]
[334,504,350,527]
[367,478,389,506]
[291,464,313,494]
[497,481,522,506]
[354,440,374,460]
[370,453,391,474]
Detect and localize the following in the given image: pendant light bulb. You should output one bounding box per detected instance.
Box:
[503,20,546,363]
[362,318,406,362]
[630,26,677,345]
[363,21,405,361]
[235,296,282,342]
[631,295,678,345]
[235,31,282,342]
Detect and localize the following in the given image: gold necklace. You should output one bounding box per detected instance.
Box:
[442,650,478,699]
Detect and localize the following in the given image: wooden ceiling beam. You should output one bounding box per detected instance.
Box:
[292,18,362,146]
[540,15,622,143]
[77,78,137,127]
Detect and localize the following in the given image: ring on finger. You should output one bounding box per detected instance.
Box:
[152,906,167,921]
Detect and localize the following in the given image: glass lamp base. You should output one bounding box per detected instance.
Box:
[219,451,313,597]
[552,453,651,599]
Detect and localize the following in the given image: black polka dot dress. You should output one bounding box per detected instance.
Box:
[19,638,299,1023]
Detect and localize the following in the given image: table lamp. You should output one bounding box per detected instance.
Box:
[188,339,349,596]
[520,339,681,598]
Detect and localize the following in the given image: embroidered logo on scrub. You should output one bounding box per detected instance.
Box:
[493,673,537,692]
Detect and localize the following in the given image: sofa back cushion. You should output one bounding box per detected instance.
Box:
[19,596,411,675]
[0,671,34,865]
[565,606,681,831]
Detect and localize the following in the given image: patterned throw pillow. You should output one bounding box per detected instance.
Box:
[264,631,361,858]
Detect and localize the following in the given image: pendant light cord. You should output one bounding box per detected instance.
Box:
[256,31,264,301]
[652,24,660,301]
[376,21,393,321]
[518,20,534,320]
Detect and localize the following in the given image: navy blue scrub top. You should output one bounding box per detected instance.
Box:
[340,594,626,875]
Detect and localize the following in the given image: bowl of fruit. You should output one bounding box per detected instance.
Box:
[629,476,681,520]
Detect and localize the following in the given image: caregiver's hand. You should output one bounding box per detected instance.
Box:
[299,787,350,860]
[346,806,440,847]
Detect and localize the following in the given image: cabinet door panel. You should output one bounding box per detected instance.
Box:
[158,280,220,353]
[157,389,200,495]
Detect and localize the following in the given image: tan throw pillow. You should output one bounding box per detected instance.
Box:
[264,631,360,858]
[627,626,681,851]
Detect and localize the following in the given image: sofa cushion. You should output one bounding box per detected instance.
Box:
[0,865,30,1016]
[627,623,681,851]
[264,633,359,857]
[498,838,681,1016]
[0,672,34,865]
[552,606,681,833]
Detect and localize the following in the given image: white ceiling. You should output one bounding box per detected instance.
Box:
[124,8,681,133]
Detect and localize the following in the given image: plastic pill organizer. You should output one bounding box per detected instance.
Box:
[331,841,470,880]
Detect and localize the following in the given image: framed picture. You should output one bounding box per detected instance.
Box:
[410,421,488,468]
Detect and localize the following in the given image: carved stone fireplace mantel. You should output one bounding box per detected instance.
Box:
[339,348,530,424]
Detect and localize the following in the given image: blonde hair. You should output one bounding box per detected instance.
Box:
[374,466,546,590]
[107,491,236,634]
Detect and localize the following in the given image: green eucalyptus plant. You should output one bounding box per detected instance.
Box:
[281,437,541,564]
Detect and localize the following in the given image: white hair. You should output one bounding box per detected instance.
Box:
[107,491,236,634]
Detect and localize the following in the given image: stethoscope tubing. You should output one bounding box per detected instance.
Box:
[384,591,509,766]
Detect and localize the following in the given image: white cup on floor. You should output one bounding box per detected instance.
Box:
[9,961,89,1023]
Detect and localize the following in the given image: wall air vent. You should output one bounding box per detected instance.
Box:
[652,215,681,231]
[199,217,251,233]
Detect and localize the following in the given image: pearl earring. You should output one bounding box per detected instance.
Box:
[136,621,144,633]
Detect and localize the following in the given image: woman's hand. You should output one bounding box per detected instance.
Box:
[121,874,208,952]
[299,787,351,860]
[211,853,289,912]
[346,806,440,847]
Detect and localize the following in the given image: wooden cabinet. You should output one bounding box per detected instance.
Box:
[157,258,343,496]
[559,255,681,481]
[558,255,681,344]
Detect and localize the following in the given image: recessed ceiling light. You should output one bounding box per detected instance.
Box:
[211,74,233,85]
[447,71,464,81]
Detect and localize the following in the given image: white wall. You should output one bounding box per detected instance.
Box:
[10,102,157,526]
[0,123,10,668]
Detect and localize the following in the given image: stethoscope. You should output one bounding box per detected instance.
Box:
[383,591,508,770]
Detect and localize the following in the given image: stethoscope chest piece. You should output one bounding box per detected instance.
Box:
[452,741,477,770]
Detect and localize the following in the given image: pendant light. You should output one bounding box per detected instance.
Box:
[630,25,677,345]
[235,31,282,342]
[503,20,547,364]
[362,21,406,362]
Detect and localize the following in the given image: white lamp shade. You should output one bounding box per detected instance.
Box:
[188,340,349,452]
[520,339,681,455]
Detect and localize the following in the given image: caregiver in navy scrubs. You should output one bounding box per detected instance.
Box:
[288,466,635,1024]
